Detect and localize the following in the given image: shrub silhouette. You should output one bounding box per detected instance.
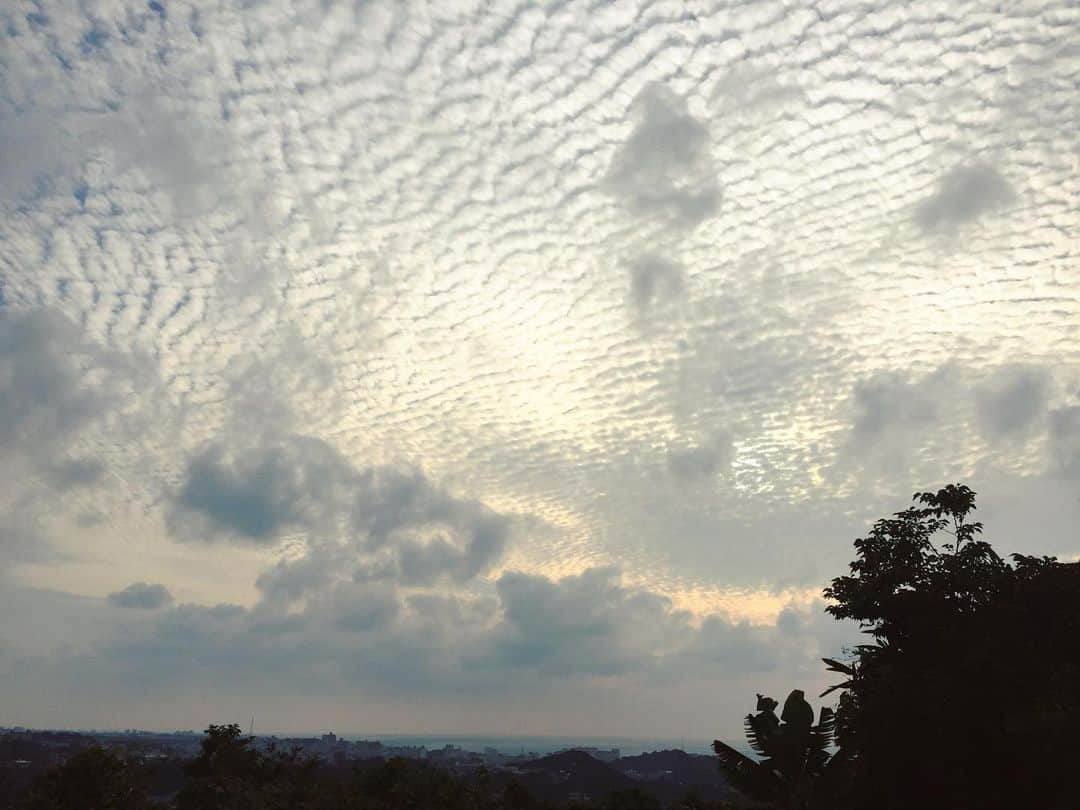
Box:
[712,690,840,809]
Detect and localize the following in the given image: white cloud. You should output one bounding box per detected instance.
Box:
[974,365,1051,439]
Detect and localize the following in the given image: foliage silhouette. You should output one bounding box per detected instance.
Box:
[821,484,1080,809]
[175,723,323,809]
[712,690,840,809]
[22,745,150,810]
[19,728,744,809]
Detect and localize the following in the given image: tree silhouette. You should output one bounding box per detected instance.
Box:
[174,731,550,809]
[22,745,149,810]
[712,690,840,809]
[175,723,322,810]
[822,484,1080,809]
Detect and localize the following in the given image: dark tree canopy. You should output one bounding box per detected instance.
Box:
[22,746,150,810]
[174,723,327,810]
[821,484,1080,809]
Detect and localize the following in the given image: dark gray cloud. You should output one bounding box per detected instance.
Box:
[488,567,694,677]
[667,433,733,482]
[171,434,514,601]
[974,365,1050,438]
[324,582,399,632]
[0,71,223,216]
[1049,406,1080,479]
[45,458,107,491]
[837,363,1080,501]
[98,89,226,218]
[0,579,128,657]
[851,364,1058,446]
[395,529,502,586]
[0,507,57,565]
[12,566,831,699]
[685,615,782,674]
[107,582,173,610]
[0,308,154,564]
[349,468,513,589]
[851,369,943,442]
[915,162,1016,233]
[0,104,76,201]
[839,366,958,486]
[172,436,353,543]
[627,254,685,312]
[604,84,718,229]
[0,307,156,461]
[350,468,511,559]
[255,554,343,605]
[0,309,104,454]
[74,509,108,528]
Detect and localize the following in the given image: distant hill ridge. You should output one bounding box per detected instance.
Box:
[513,746,733,803]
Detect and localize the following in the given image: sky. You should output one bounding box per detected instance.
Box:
[1,0,1078,743]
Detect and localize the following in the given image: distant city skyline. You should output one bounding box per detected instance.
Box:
[1,724,711,757]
